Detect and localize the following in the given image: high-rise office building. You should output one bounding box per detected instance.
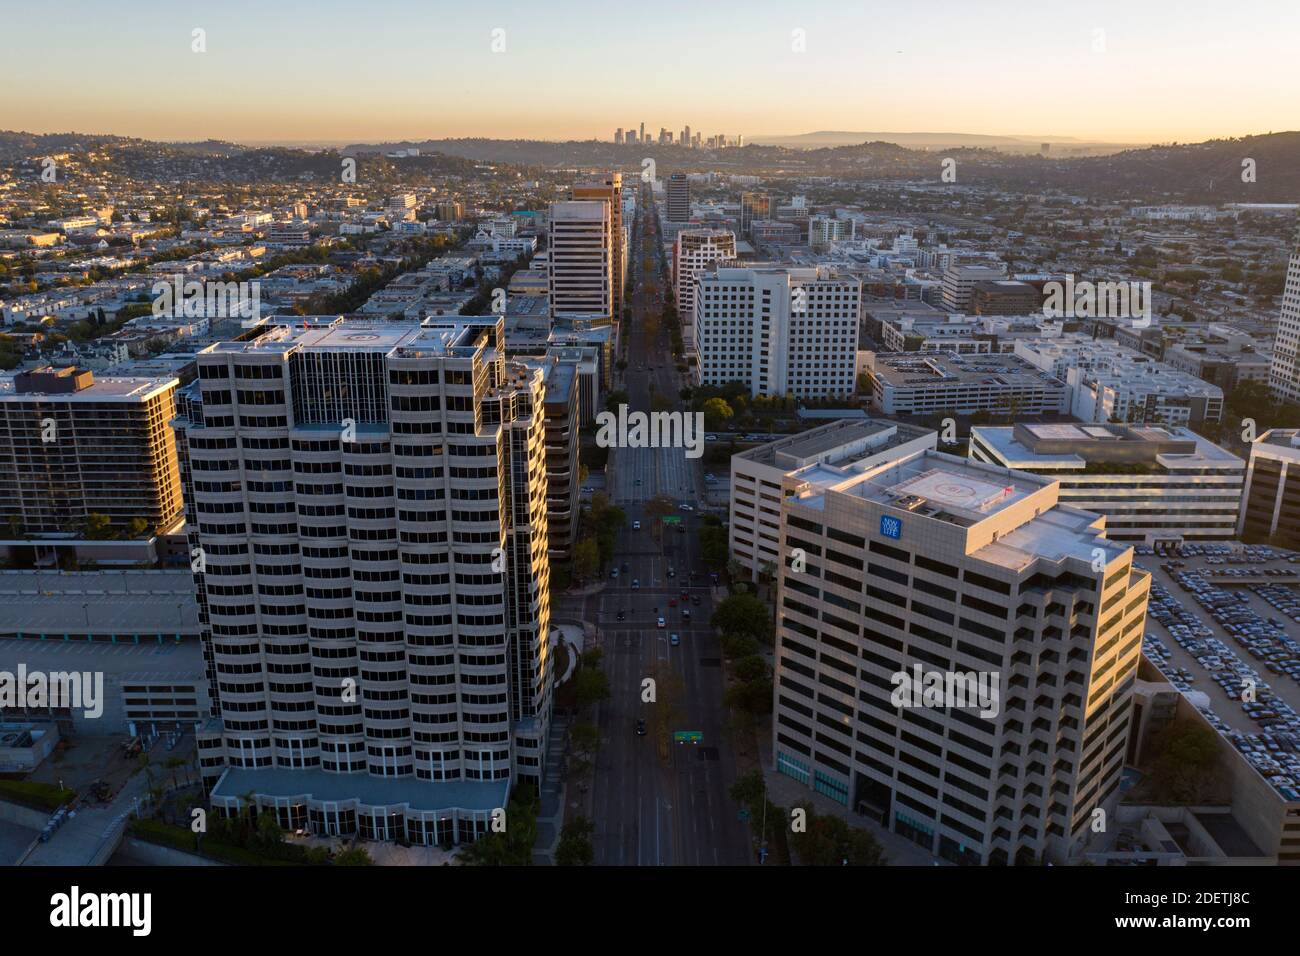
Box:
[176,316,553,845]
[570,172,624,323]
[1268,225,1300,404]
[770,446,1149,865]
[639,122,645,143]
[666,172,691,222]
[0,366,183,538]
[693,265,860,398]
[672,228,735,350]
[739,192,771,237]
[614,128,623,145]
[549,200,613,319]
[1238,428,1300,543]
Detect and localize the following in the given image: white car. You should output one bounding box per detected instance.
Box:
[657,616,666,629]
[633,520,641,530]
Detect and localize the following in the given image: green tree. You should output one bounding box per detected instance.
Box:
[700,396,734,430]
[572,537,600,581]
[711,592,773,643]
[790,808,886,866]
[84,512,113,539]
[333,846,375,866]
[555,816,595,866]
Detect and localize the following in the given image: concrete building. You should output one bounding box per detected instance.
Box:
[571,173,624,324]
[548,200,613,321]
[1238,428,1300,543]
[729,419,937,579]
[173,316,553,845]
[941,264,1008,312]
[524,354,580,559]
[694,265,861,399]
[863,352,1068,417]
[1268,226,1300,404]
[666,173,691,223]
[672,229,735,352]
[969,423,1245,546]
[1014,335,1226,427]
[0,366,183,540]
[771,447,1148,865]
[739,192,770,237]
[971,280,1041,316]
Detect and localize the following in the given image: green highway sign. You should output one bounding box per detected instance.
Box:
[663,516,682,525]
[673,731,703,744]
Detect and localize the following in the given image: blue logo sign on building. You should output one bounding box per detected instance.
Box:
[880,514,902,540]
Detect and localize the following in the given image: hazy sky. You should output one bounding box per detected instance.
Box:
[5,0,1297,144]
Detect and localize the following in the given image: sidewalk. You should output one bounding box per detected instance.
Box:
[755,717,944,866]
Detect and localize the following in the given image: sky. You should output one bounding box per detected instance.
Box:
[3,0,1298,145]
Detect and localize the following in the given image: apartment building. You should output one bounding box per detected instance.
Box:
[571,173,623,323]
[1014,334,1225,427]
[808,215,848,250]
[694,265,861,399]
[941,264,1008,312]
[174,316,553,845]
[673,229,735,351]
[729,418,937,579]
[772,447,1148,865]
[666,173,691,223]
[970,423,1245,546]
[1268,226,1300,404]
[1238,428,1300,543]
[0,366,183,538]
[549,200,613,320]
[863,352,1068,417]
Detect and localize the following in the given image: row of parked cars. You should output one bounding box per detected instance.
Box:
[1172,571,1300,684]
[1143,573,1300,801]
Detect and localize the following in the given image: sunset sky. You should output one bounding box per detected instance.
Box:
[5,0,1297,145]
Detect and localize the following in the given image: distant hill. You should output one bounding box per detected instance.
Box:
[4,129,1300,203]
[748,130,1104,150]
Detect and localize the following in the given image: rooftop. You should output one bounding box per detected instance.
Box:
[738,417,933,471]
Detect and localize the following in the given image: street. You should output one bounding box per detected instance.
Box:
[564,184,751,865]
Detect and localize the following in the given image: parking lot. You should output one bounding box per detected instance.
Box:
[1135,542,1300,803]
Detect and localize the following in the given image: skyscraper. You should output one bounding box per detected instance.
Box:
[672,228,735,349]
[177,316,553,845]
[1267,225,1300,404]
[693,265,860,398]
[770,445,1149,865]
[570,172,624,323]
[739,191,771,237]
[666,172,691,222]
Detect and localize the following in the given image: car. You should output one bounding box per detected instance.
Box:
[610,567,619,578]
[692,594,701,606]
[670,633,680,646]
[632,578,640,589]
[679,503,693,511]
[657,616,666,629]
[581,486,595,493]
[682,609,691,621]
[633,520,641,530]
[635,719,647,736]
[667,568,676,578]
[616,609,626,621]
